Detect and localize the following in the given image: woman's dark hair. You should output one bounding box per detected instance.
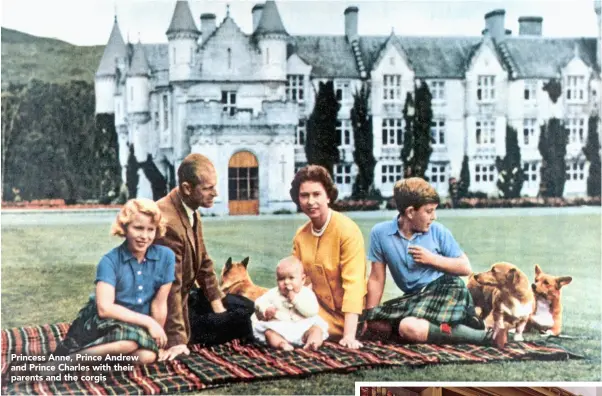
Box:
[289,165,338,207]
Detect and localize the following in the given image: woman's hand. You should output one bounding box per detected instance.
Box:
[338,335,362,349]
[147,319,168,348]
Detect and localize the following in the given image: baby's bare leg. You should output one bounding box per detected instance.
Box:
[265,329,294,351]
[302,325,324,350]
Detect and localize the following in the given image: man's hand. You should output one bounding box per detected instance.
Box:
[158,344,190,361]
[263,306,277,321]
[210,298,227,314]
[408,245,438,266]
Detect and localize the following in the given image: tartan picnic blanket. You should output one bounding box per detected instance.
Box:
[2,322,578,395]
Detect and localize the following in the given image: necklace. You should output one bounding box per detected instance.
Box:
[311,209,332,237]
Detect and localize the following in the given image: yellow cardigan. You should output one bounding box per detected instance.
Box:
[293,210,367,338]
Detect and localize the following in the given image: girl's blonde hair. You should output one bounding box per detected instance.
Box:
[110,198,167,238]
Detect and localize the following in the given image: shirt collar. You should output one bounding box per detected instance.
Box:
[179,194,195,226]
[388,215,425,239]
[119,241,159,262]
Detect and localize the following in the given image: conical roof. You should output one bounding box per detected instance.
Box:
[166,0,200,36]
[254,0,288,36]
[96,17,127,77]
[127,42,150,76]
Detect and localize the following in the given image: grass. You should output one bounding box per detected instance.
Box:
[1,210,601,394]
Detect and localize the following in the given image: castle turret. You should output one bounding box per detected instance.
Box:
[95,16,127,114]
[253,0,288,81]
[126,41,151,114]
[166,0,201,82]
[595,0,601,69]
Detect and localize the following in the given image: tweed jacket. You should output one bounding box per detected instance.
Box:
[155,188,224,347]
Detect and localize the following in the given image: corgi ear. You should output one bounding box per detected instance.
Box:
[241,257,250,268]
[557,276,572,288]
[225,257,233,271]
[534,264,542,276]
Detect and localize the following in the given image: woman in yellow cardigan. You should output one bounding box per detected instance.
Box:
[290,165,367,349]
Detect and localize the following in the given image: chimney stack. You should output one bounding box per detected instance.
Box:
[484,9,506,41]
[518,16,543,36]
[252,3,264,32]
[344,6,359,42]
[200,13,216,42]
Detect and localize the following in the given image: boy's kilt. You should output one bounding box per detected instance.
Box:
[54,298,158,356]
[359,274,477,327]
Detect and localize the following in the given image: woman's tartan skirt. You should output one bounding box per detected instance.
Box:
[359,275,478,327]
[54,299,158,356]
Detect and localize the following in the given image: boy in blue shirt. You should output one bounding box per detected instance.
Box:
[361,178,504,347]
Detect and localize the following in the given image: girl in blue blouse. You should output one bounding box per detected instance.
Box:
[54,198,175,364]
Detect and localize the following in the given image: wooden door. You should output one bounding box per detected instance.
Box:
[228,151,259,215]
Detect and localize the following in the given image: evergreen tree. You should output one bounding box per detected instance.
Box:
[495,125,524,198]
[306,81,341,176]
[583,115,601,197]
[140,154,168,200]
[350,82,378,198]
[412,81,434,179]
[538,119,569,197]
[126,144,139,199]
[458,155,471,198]
[95,114,122,202]
[400,92,414,177]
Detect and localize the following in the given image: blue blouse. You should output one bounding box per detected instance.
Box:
[95,242,176,315]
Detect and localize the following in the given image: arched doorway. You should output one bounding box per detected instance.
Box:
[228,151,259,215]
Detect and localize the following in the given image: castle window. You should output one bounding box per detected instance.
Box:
[227,48,232,69]
[335,80,352,104]
[474,163,496,183]
[566,117,586,144]
[162,95,169,129]
[430,119,445,145]
[426,164,448,187]
[334,164,352,185]
[428,80,445,102]
[381,118,403,146]
[383,74,402,102]
[286,75,304,103]
[296,119,306,145]
[566,76,585,102]
[565,161,585,181]
[154,111,159,130]
[475,119,495,145]
[524,80,537,102]
[522,161,539,188]
[522,118,537,145]
[477,75,495,102]
[381,164,403,183]
[172,48,176,64]
[336,119,352,147]
[221,91,237,116]
[130,86,134,101]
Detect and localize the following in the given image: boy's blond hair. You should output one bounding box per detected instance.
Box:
[111,198,167,237]
[393,177,440,216]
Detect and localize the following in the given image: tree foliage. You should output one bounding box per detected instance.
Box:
[583,116,601,197]
[140,154,168,200]
[538,118,569,197]
[126,144,139,200]
[401,82,433,179]
[1,79,121,202]
[458,155,471,198]
[350,82,378,199]
[495,125,524,198]
[306,80,341,176]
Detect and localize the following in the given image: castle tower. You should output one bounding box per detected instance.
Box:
[126,41,151,115]
[95,16,127,114]
[166,0,201,82]
[253,0,288,81]
[594,0,602,68]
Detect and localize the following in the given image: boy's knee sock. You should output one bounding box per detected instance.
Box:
[427,323,492,345]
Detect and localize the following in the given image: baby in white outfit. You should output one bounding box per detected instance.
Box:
[252,256,329,351]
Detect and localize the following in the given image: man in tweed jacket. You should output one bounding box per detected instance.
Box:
[155,153,254,360]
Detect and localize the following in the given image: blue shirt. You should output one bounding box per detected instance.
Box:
[95,242,176,315]
[368,217,463,294]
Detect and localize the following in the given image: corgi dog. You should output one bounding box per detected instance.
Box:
[467,262,534,343]
[529,264,572,336]
[220,257,268,302]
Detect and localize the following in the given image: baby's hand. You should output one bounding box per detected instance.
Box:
[264,306,277,321]
[286,288,298,302]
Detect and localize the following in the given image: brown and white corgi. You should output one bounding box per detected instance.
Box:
[529,264,572,336]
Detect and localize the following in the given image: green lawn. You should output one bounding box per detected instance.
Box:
[1,210,601,393]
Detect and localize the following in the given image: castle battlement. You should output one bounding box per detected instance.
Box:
[185,100,298,126]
